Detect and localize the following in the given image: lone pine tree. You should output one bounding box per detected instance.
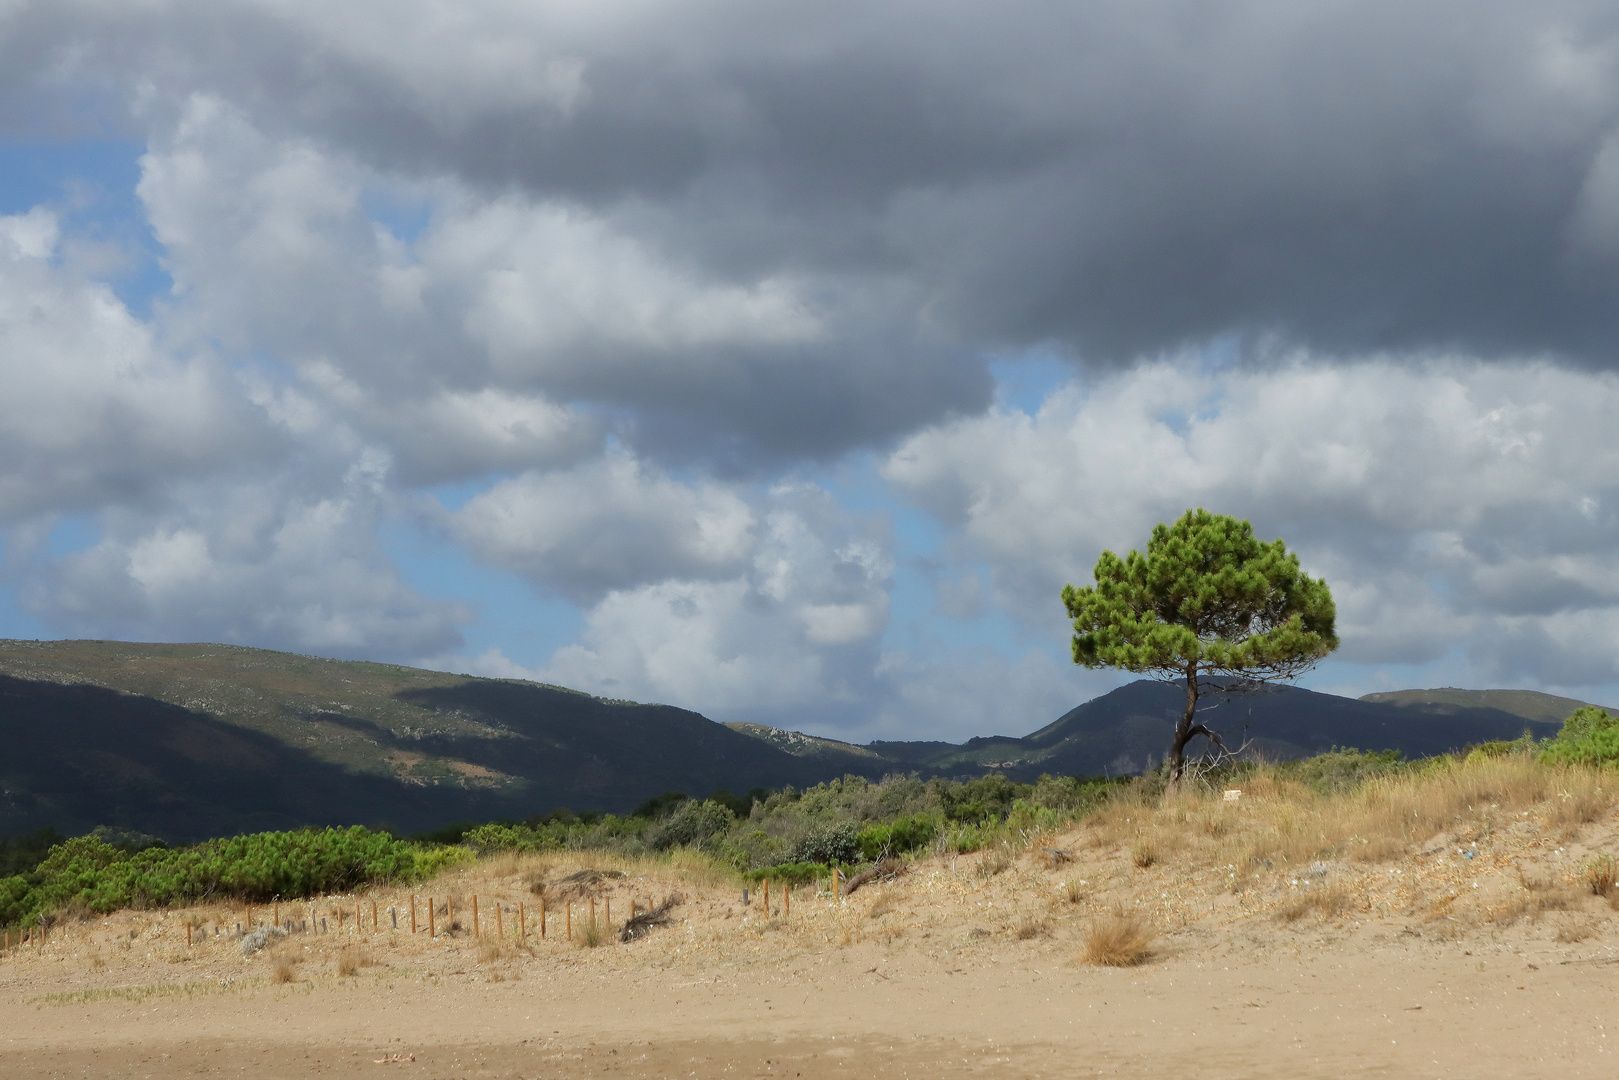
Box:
[1062,509,1338,785]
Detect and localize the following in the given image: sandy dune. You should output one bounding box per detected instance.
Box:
[5,815,1619,1079]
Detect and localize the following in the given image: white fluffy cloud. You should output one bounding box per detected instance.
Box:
[451,451,756,602]
[885,356,1619,692]
[7,3,1619,740]
[537,482,892,720]
[26,467,470,658]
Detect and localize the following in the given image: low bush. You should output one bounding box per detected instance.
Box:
[1539,706,1619,767]
[1083,907,1156,966]
[855,813,941,861]
[743,861,834,887]
[0,826,464,929]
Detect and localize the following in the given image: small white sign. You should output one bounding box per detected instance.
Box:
[1223,789,1242,802]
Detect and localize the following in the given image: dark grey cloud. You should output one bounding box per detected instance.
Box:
[6,2,1619,426]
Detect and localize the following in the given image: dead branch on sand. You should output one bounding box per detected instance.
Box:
[842,859,907,897]
[620,894,684,942]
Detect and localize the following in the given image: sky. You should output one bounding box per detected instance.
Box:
[5,2,1619,744]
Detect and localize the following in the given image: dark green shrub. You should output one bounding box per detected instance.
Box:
[648,800,735,850]
[856,813,941,860]
[3,826,463,928]
[743,861,832,886]
[789,823,859,865]
[1540,707,1619,766]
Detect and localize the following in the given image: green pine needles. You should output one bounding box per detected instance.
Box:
[1062,509,1338,784]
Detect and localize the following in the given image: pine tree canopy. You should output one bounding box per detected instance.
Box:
[1062,509,1338,682]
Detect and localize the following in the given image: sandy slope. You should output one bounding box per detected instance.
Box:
[4,821,1619,1079]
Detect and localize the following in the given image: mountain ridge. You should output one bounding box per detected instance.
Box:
[0,639,1599,841]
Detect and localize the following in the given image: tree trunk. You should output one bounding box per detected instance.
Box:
[1168,662,1199,787]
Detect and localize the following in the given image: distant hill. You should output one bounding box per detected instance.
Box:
[1358,687,1606,726]
[0,640,891,840]
[0,638,1592,842]
[829,681,1567,780]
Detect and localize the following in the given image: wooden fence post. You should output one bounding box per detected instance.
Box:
[565,901,571,941]
[518,901,525,939]
[472,895,480,939]
[540,897,546,940]
[372,900,378,933]
[186,924,192,947]
[411,895,417,935]
[429,897,435,938]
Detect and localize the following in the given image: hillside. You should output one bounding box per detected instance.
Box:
[0,638,1594,841]
[843,680,1569,780]
[1359,687,1609,725]
[0,640,890,840]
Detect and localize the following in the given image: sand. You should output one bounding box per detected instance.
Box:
[4,826,1618,1079]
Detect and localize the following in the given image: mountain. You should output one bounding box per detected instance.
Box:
[0,640,891,840]
[1358,687,1605,726]
[835,680,1568,780]
[0,638,1591,842]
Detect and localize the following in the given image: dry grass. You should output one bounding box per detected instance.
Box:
[335,945,373,977]
[976,849,1011,879]
[1061,879,1084,905]
[1555,917,1602,944]
[1014,915,1051,940]
[1275,884,1354,924]
[1086,757,1615,878]
[271,956,298,984]
[866,891,899,919]
[1584,853,1617,896]
[1083,907,1156,967]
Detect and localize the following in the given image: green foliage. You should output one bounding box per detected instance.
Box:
[1539,706,1619,766]
[789,823,860,865]
[0,875,30,926]
[1062,509,1338,680]
[1276,748,1407,793]
[1465,733,1539,763]
[743,861,835,886]
[1,826,464,928]
[856,813,942,860]
[647,800,736,851]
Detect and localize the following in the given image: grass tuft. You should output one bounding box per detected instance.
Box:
[1584,852,1617,896]
[1083,907,1156,967]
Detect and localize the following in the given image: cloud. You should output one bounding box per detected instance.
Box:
[451,451,757,602]
[8,2,1619,735]
[25,467,470,658]
[537,480,892,719]
[0,205,267,521]
[885,355,1619,689]
[7,1,1619,370]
